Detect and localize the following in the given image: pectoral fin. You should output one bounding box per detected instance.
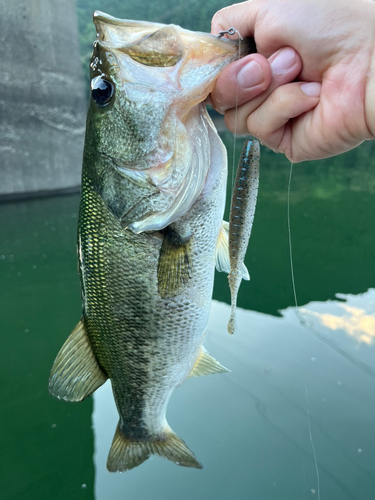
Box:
[157,225,192,298]
[49,319,107,401]
[215,221,249,280]
[188,346,230,377]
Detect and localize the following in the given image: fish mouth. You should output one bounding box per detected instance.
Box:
[93,12,255,86]
[92,14,256,234]
[93,11,256,57]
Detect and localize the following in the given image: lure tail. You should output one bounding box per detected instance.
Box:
[227,273,241,335]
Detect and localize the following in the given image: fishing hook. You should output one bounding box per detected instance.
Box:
[217,27,243,40]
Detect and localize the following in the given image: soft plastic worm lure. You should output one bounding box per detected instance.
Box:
[228,139,260,334]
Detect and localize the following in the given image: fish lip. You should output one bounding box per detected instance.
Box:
[93,10,253,55]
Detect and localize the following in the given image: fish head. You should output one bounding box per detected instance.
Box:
[86,12,252,232]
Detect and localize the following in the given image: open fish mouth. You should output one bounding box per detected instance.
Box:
[90,13,255,234]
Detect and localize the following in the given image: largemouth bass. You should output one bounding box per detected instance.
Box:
[49,11,254,472]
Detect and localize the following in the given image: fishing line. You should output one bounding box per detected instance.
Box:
[231,38,241,192]
[305,383,321,500]
[218,28,244,193]
[289,163,320,499]
[287,161,298,309]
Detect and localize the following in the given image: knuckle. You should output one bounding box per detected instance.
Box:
[269,87,289,111]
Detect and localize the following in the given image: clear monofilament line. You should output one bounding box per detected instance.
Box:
[305,384,321,500]
[231,33,242,191]
[287,162,298,311]
[287,161,298,309]
[289,165,320,500]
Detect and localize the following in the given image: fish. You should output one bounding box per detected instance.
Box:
[48,11,256,472]
[227,139,260,335]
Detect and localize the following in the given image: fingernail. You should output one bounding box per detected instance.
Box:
[237,61,264,89]
[270,48,296,75]
[300,82,321,97]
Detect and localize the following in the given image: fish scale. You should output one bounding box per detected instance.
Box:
[79,154,225,442]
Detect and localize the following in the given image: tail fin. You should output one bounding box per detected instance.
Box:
[107,423,202,472]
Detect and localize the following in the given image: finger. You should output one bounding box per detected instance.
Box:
[213,46,301,115]
[211,54,272,114]
[224,48,303,132]
[211,1,259,38]
[243,82,321,159]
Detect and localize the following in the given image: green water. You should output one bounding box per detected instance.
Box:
[1,137,375,499]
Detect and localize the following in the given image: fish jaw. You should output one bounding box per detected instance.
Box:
[93,12,242,109]
[86,13,250,232]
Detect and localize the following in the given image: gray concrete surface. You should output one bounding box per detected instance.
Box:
[0,0,86,196]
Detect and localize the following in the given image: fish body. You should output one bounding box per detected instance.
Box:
[227,139,260,335]
[49,12,254,471]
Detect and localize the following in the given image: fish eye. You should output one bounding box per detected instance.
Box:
[91,77,114,106]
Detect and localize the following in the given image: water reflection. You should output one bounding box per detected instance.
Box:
[93,297,375,500]
[299,289,375,346]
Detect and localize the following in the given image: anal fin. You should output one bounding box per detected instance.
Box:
[49,319,107,401]
[188,346,230,377]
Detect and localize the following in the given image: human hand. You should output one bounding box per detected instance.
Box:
[211,0,375,162]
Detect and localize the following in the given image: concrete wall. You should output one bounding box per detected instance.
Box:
[0,0,87,196]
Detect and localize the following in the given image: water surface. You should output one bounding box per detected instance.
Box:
[1,138,375,499]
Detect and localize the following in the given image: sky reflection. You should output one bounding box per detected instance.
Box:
[299,289,375,346]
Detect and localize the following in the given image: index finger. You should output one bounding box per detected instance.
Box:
[211,1,259,38]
